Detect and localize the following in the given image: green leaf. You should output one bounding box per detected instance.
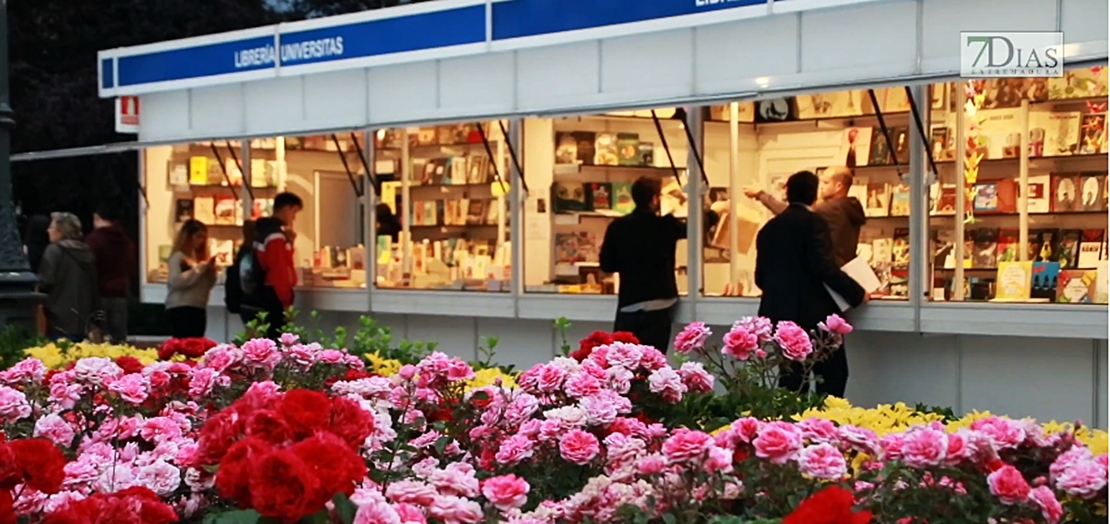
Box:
[202,510,262,524]
[661,514,677,524]
[333,493,358,524]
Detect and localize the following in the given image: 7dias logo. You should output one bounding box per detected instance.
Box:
[961,32,1064,78]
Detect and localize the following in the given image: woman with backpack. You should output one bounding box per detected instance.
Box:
[165,219,217,338]
[37,212,102,342]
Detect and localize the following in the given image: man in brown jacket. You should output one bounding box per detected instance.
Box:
[744,166,865,266]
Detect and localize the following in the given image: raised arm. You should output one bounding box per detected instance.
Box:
[167,251,205,290]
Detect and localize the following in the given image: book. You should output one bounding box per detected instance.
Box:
[973,182,999,213]
[1030,229,1060,262]
[193,197,216,225]
[616,133,641,166]
[1079,173,1105,211]
[169,164,189,186]
[1051,174,1080,212]
[892,228,910,268]
[1057,269,1097,303]
[1026,175,1051,213]
[214,196,237,226]
[552,182,588,212]
[972,228,999,268]
[996,229,1020,263]
[864,182,890,217]
[995,179,1018,213]
[995,261,1033,301]
[174,199,194,223]
[825,255,882,312]
[1057,229,1082,268]
[611,183,634,214]
[1078,229,1105,268]
[594,133,619,165]
[189,157,208,185]
[1031,262,1060,301]
[890,184,910,216]
[587,183,612,211]
[867,128,893,165]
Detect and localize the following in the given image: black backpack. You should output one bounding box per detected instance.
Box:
[224,247,265,313]
[224,252,244,314]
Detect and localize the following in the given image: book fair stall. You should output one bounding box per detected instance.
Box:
[103,0,1107,427]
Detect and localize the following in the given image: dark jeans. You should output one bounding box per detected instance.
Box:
[778,341,849,398]
[167,306,207,339]
[614,305,676,354]
[102,297,128,343]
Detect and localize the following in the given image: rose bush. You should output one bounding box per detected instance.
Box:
[0,316,1103,524]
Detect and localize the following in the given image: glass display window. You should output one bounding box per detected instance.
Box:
[521,109,691,296]
[926,66,1109,304]
[700,87,917,301]
[143,140,266,285]
[372,121,512,292]
[250,133,368,290]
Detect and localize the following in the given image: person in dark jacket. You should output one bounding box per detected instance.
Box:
[599,176,686,353]
[85,202,136,343]
[375,203,402,242]
[744,166,865,266]
[23,215,51,274]
[39,213,101,342]
[241,193,302,339]
[755,171,866,397]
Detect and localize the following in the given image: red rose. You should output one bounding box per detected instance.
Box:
[215,437,271,507]
[195,411,244,466]
[250,448,324,523]
[157,339,180,360]
[573,331,613,361]
[44,486,176,524]
[610,331,640,344]
[245,410,293,445]
[327,397,375,450]
[9,438,67,494]
[0,441,19,490]
[114,356,145,374]
[291,433,367,501]
[0,489,14,524]
[783,485,871,524]
[279,390,330,439]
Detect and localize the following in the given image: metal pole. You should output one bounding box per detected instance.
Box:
[954,83,967,301]
[0,0,42,328]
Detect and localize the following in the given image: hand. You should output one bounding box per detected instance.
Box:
[742,186,763,199]
[284,229,297,243]
[205,258,219,273]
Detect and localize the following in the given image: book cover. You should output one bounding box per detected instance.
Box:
[754,98,796,123]
[616,133,641,166]
[996,229,1020,263]
[864,182,891,217]
[169,164,189,186]
[930,125,953,162]
[973,182,999,213]
[890,127,911,165]
[972,228,999,268]
[1079,113,1106,155]
[1057,269,1096,303]
[193,197,216,225]
[995,179,1018,213]
[840,127,873,168]
[554,232,583,264]
[1030,228,1060,262]
[638,142,654,166]
[1078,229,1105,268]
[1048,66,1109,99]
[174,199,194,223]
[594,133,619,165]
[1051,173,1080,212]
[1045,112,1082,156]
[890,184,911,216]
[995,261,1033,301]
[872,238,893,265]
[447,157,467,185]
[571,132,596,165]
[611,183,634,214]
[1057,229,1082,268]
[552,182,588,212]
[892,228,910,268]
[1031,261,1061,301]
[587,183,612,211]
[466,156,489,184]
[867,128,893,165]
[1026,175,1051,213]
[224,159,243,186]
[214,196,237,226]
[555,132,579,165]
[189,157,208,185]
[1079,173,1105,211]
[465,200,486,225]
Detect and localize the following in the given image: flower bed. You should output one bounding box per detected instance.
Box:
[0,317,1105,524]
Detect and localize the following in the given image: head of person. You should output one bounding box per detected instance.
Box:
[92,201,122,229]
[25,215,50,246]
[48,212,82,243]
[173,219,209,259]
[631,176,662,213]
[785,171,820,207]
[375,203,394,223]
[273,192,303,227]
[818,166,853,201]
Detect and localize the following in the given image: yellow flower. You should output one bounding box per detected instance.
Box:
[23,342,168,370]
[466,367,517,392]
[364,352,403,377]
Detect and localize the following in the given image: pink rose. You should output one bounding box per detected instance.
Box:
[970,416,1025,450]
[839,425,881,457]
[796,443,848,480]
[647,367,687,403]
[495,434,535,465]
[398,365,417,380]
[579,394,620,426]
[1055,459,1108,499]
[753,421,803,464]
[240,338,281,369]
[445,360,475,382]
[564,372,602,398]
[819,314,853,335]
[559,429,600,465]
[796,418,839,444]
[731,417,763,443]
[536,365,567,393]
[662,429,713,463]
[677,362,714,393]
[879,432,907,461]
[636,454,666,475]
[355,500,402,524]
[73,357,123,385]
[704,445,733,474]
[0,358,46,384]
[987,464,1031,505]
[901,428,948,468]
[773,321,813,361]
[482,474,530,511]
[0,385,32,421]
[604,343,643,370]
[734,316,773,342]
[429,496,483,524]
[107,373,149,405]
[1028,485,1063,524]
[279,333,300,347]
[722,322,759,360]
[201,346,241,372]
[395,503,426,524]
[673,322,712,354]
[34,414,76,446]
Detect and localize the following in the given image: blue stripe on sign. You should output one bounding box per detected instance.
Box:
[492,0,767,40]
[101,58,114,89]
[280,5,487,67]
[117,36,276,87]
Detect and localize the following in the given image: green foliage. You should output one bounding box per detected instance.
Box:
[235,310,436,366]
[554,316,572,356]
[0,324,46,369]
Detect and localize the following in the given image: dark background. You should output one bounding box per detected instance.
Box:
[9,0,430,332]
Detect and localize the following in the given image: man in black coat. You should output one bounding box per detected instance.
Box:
[755,170,866,397]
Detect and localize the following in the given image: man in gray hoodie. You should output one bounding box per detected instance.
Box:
[744,166,866,266]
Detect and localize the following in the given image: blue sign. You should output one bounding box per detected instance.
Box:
[116,35,275,88]
[492,0,766,41]
[280,5,486,68]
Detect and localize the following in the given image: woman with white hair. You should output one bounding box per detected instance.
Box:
[37,212,102,342]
